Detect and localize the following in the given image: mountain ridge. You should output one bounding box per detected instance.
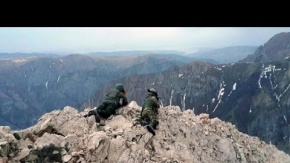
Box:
[1,102,289,162]
[241,32,290,63]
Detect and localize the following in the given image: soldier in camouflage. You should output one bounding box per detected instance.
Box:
[141,88,160,136]
[86,84,128,123]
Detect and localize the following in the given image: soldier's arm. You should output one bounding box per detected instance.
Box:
[119,92,128,106]
[123,96,128,106]
[152,96,160,108]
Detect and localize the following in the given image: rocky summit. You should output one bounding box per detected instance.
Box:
[1,101,290,163]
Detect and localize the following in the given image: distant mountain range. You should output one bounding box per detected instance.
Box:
[0,52,60,59]
[87,50,186,56]
[0,48,256,64]
[190,46,258,64]
[0,50,185,59]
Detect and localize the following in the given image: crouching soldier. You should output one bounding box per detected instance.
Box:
[140,88,160,136]
[85,84,128,124]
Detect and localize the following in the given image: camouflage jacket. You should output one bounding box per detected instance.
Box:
[105,88,128,107]
[142,93,160,114]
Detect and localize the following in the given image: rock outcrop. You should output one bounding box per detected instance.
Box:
[1,101,290,163]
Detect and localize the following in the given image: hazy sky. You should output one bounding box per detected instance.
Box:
[1,27,290,54]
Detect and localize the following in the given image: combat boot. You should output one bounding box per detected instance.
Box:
[146,123,156,136]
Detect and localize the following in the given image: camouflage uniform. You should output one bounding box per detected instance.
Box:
[88,84,128,121]
[141,90,160,135]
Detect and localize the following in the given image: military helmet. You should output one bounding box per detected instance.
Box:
[116,84,125,92]
[148,88,158,94]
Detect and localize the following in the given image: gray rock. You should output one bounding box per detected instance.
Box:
[1,102,290,163]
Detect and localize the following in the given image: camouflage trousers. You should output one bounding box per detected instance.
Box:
[96,100,118,119]
[141,108,159,129]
